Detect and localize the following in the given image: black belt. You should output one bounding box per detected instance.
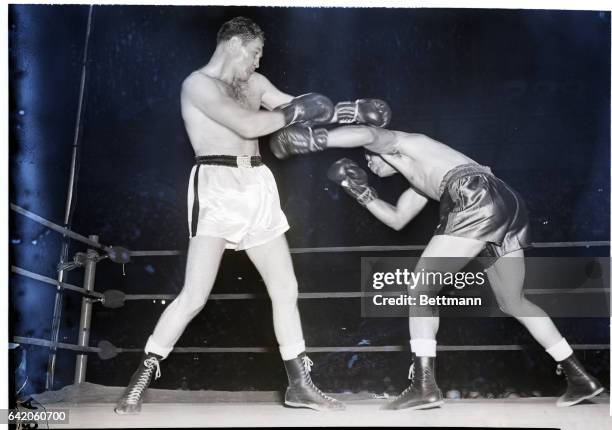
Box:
[191,155,263,237]
[195,155,263,167]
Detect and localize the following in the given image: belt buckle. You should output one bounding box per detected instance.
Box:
[236,155,252,168]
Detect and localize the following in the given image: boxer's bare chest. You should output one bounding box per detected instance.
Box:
[384,154,444,200]
[220,79,261,111]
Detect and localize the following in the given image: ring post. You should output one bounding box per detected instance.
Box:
[74,235,99,384]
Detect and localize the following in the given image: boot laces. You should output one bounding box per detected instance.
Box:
[395,363,416,399]
[124,357,161,404]
[300,355,338,404]
[408,363,415,381]
[301,355,313,373]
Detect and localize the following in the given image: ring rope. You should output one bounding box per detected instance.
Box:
[11,203,609,256]
[11,265,608,301]
[129,241,610,256]
[10,203,106,251]
[129,250,182,257]
[11,266,103,298]
[12,336,610,354]
[125,288,610,301]
[13,336,100,353]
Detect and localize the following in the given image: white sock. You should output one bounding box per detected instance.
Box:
[546,338,573,362]
[144,336,172,359]
[410,339,437,357]
[279,340,306,361]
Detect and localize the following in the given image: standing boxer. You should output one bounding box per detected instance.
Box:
[115,16,352,414]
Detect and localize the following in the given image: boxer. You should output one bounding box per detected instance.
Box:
[115,16,352,414]
[272,123,604,409]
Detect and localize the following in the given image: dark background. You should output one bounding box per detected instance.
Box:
[9,5,610,396]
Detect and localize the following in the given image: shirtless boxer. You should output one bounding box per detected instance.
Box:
[112,16,395,413]
[270,124,604,409]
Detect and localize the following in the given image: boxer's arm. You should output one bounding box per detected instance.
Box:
[326,126,399,152]
[181,74,285,139]
[271,125,400,160]
[365,187,429,231]
[254,73,294,110]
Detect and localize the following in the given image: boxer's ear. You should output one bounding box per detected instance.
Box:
[228,36,243,52]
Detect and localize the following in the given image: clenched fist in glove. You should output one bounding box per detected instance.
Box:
[270,125,329,159]
[275,93,334,126]
[327,158,379,206]
[333,99,391,128]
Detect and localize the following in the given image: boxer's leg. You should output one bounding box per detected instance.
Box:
[115,235,226,414]
[409,234,485,340]
[384,234,485,410]
[487,249,603,406]
[147,235,226,352]
[486,249,562,348]
[245,234,303,354]
[246,234,344,411]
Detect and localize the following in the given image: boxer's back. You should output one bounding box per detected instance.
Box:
[385,132,477,199]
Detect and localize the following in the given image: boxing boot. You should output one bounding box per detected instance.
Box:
[114,353,162,414]
[555,353,603,407]
[283,353,345,411]
[382,354,443,410]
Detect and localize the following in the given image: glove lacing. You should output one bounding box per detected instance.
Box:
[340,179,377,206]
[336,100,361,123]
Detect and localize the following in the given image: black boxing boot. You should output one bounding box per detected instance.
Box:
[555,354,603,407]
[283,353,345,411]
[114,353,162,414]
[382,355,443,410]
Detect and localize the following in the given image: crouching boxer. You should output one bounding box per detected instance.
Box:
[278,124,604,410]
[114,17,344,414]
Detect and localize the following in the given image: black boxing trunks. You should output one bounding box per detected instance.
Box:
[434,164,532,265]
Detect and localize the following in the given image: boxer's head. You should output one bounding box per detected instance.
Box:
[217,17,265,81]
[365,152,399,177]
[217,16,265,45]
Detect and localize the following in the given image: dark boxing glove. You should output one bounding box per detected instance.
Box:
[276,93,334,126]
[270,124,329,159]
[333,99,391,128]
[327,158,378,206]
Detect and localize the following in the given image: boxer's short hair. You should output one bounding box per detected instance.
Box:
[217,17,265,45]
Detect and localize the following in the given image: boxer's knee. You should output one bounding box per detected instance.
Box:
[496,295,527,317]
[268,276,299,308]
[174,289,207,317]
[408,271,444,318]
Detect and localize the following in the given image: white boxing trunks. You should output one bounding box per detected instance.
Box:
[187,155,289,250]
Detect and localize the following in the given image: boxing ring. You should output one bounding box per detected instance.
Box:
[8,7,612,428]
[18,388,612,429]
[9,202,612,429]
